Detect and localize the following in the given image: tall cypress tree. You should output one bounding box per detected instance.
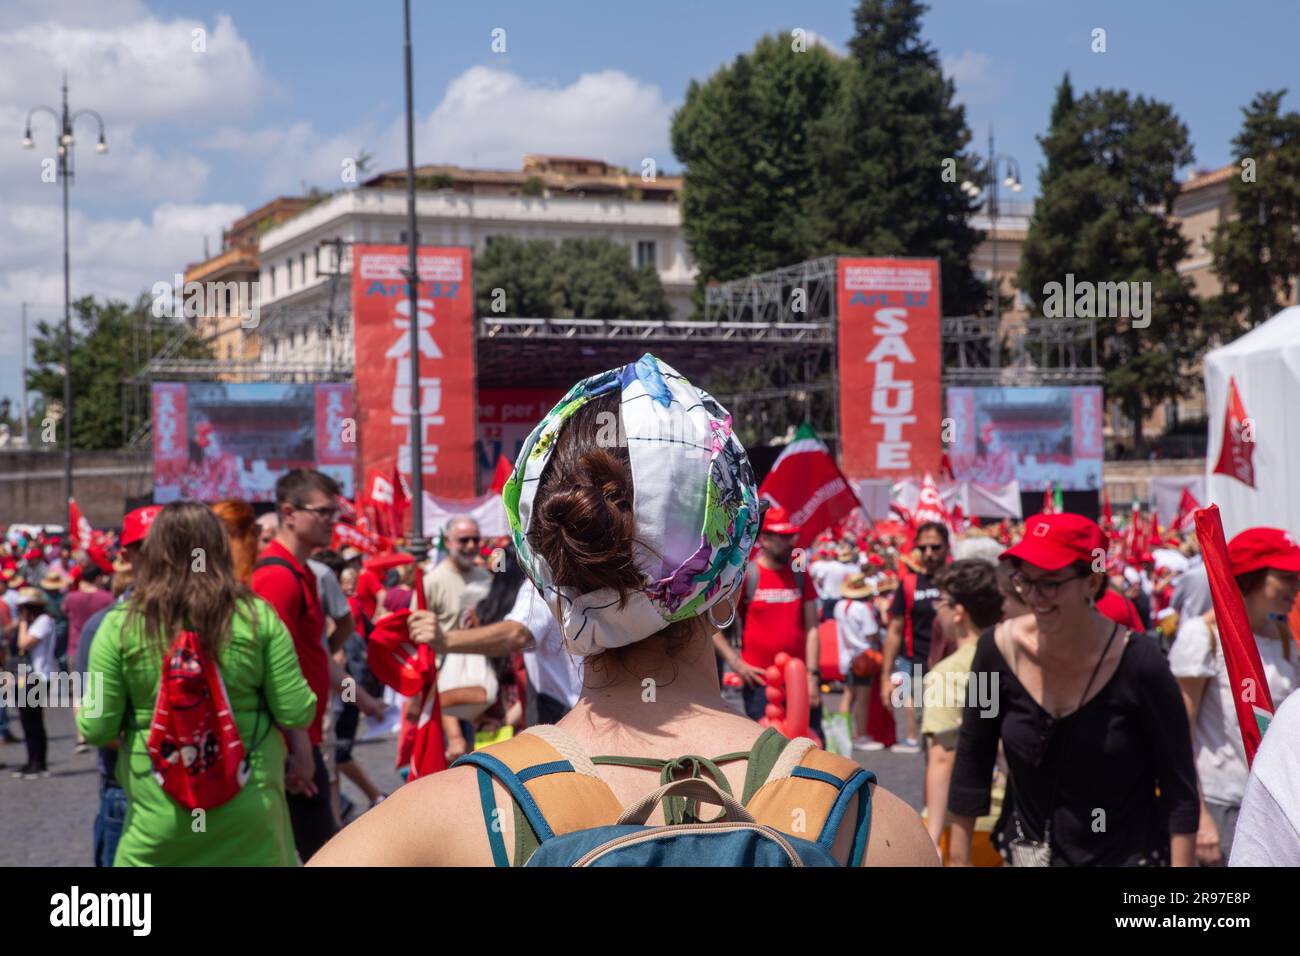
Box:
[1017,77,1202,453]
[809,0,985,315]
[1209,90,1300,330]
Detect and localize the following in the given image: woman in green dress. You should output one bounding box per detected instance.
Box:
[78,501,317,866]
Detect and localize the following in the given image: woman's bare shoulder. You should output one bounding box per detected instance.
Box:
[308,765,491,866]
[863,784,941,867]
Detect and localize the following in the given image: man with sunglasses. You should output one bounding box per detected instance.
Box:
[880,521,950,753]
[252,468,342,861]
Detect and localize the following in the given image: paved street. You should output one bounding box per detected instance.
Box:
[0,690,923,867]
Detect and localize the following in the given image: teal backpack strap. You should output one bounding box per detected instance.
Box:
[473,767,510,867]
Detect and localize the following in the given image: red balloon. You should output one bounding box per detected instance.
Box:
[765,665,784,687]
[774,652,791,669]
[764,685,784,704]
[764,703,784,721]
[781,657,809,739]
[757,717,771,728]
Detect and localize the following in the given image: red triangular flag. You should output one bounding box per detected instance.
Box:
[1194,505,1276,764]
[1212,376,1256,487]
[1101,490,1114,531]
[68,498,94,551]
[1174,487,1201,533]
[490,454,513,495]
[913,473,951,530]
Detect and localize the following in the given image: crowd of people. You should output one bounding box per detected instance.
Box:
[2,363,1297,867]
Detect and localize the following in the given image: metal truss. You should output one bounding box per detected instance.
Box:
[704,256,840,324]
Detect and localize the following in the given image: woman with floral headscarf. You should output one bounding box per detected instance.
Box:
[312,355,934,866]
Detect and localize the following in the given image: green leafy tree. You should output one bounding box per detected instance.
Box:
[809,0,986,315]
[1018,75,1202,453]
[671,33,844,300]
[28,294,212,450]
[1209,90,1300,330]
[474,236,671,320]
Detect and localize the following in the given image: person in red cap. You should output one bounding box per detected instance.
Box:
[947,512,1199,867]
[710,503,822,740]
[1169,526,1300,865]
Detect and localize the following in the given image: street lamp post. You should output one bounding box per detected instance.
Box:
[962,126,1020,325]
[401,0,429,563]
[23,73,107,529]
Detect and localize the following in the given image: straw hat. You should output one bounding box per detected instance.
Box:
[39,568,71,591]
[841,572,875,600]
[16,586,47,608]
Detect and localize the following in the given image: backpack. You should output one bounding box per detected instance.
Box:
[146,629,261,812]
[453,724,875,867]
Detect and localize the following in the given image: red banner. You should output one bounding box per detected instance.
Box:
[1212,375,1256,488]
[836,258,942,479]
[351,245,476,498]
[151,382,188,466]
[476,387,566,493]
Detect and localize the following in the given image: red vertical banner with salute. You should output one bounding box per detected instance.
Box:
[1194,505,1276,764]
[351,245,477,500]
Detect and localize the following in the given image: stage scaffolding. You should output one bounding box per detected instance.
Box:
[126,256,1102,450]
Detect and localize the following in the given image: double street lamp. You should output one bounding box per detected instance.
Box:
[22,73,108,528]
[962,126,1021,325]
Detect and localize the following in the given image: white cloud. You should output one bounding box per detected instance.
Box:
[199,65,676,193]
[942,50,1011,107]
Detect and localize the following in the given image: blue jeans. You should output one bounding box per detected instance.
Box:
[0,701,10,736]
[93,785,127,867]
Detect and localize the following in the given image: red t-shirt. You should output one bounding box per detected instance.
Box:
[740,564,817,669]
[1096,588,1144,632]
[251,541,329,746]
[355,568,384,620]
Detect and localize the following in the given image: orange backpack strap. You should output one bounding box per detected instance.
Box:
[453,725,623,866]
[746,738,877,866]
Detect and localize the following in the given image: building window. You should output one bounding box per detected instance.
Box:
[636,240,657,270]
[301,252,307,283]
[398,230,422,245]
[266,269,274,297]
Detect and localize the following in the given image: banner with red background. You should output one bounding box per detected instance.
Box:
[476,387,566,493]
[351,245,476,498]
[836,258,942,480]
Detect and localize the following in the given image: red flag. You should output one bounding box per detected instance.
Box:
[68,498,94,551]
[1042,486,1054,515]
[950,504,967,536]
[363,468,399,540]
[489,454,513,496]
[1174,487,1201,532]
[1149,510,1161,550]
[1212,376,1256,487]
[331,522,388,556]
[391,464,412,538]
[1101,490,1114,531]
[913,473,952,530]
[759,423,860,549]
[1194,505,1276,765]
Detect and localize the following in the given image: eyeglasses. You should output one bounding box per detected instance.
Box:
[1008,570,1085,599]
[298,505,339,520]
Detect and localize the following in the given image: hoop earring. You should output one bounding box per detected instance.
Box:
[707,595,737,631]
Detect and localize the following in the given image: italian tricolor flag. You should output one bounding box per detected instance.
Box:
[759,423,861,548]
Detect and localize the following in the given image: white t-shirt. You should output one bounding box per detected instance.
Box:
[507,584,583,710]
[1168,615,1299,806]
[810,560,856,602]
[1230,691,1300,866]
[25,612,57,675]
[833,598,879,677]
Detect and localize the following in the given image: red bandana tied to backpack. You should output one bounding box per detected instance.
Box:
[146,631,248,811]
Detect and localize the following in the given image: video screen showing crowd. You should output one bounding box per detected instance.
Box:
[3,357,1296,868]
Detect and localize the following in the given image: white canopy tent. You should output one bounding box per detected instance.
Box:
[1204,305,1300,539]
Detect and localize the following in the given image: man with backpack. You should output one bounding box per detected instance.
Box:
[252,469,341,861]
[711,505,822,740]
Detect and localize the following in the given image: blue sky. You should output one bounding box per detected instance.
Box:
[3,0,1298,412]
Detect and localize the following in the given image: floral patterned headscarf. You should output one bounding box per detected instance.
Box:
[503,354,761,656]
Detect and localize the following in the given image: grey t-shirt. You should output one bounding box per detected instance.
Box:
[308,559,349,647]
[1170,559,1212,618]
[1230,692,1300,866]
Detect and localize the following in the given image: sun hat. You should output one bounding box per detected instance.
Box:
[841,572,875,600]
[16,586,47,607]
[504,353,760,656]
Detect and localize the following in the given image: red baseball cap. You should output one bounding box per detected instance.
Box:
[1000,513,1107,572]
[121,505,163,547]
[1227,527,1300,577]
[761,505,799,536]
